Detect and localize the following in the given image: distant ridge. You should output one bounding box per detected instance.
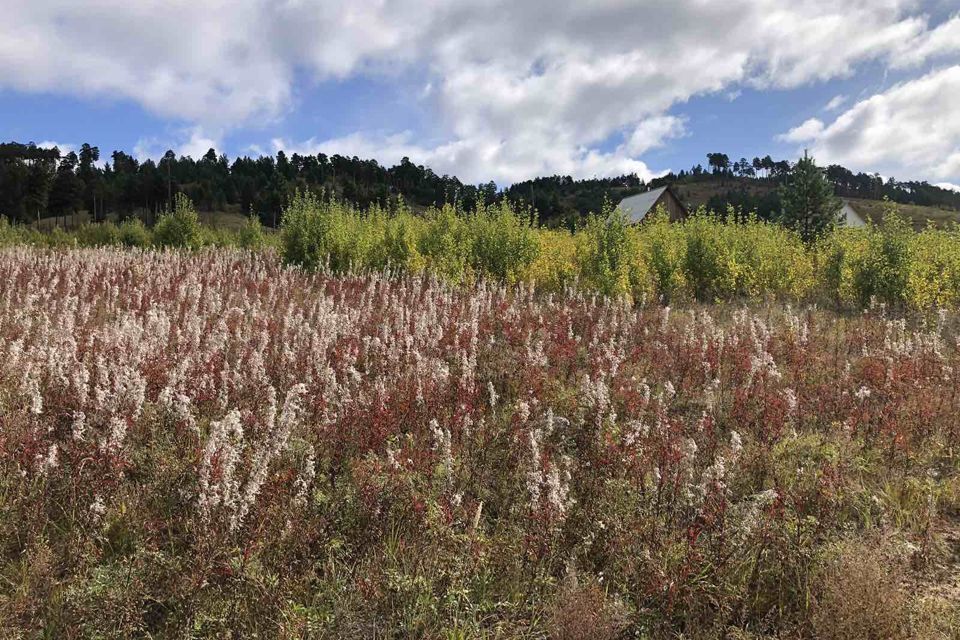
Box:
[2,141,958,228]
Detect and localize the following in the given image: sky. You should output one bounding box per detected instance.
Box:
[1,1,959,190]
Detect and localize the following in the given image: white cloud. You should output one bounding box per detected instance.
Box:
[271,132,432,168]
[34,140,75,157]
[134,127,221,162]
[0,2,292,128]
[890,14,960,68]
[778,65,960,182]
[177,128,221,161]
[31,140,111,168]
[936,182,960,192]
[244,144,267,158]
[777,118,825,144]
[935,152,960,179]
[824,95,848,111]
[1,1,956,182]
[623,116,687,156]
[270,131,669,185]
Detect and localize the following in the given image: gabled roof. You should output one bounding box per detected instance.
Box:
[618,186,669,224]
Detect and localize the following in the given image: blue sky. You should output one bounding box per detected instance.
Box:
[2,1,959,189]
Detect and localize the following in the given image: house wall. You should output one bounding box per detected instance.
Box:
[657,192,687,221]
[841,201,867,227]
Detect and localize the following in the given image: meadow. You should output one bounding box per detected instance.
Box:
[1,196,959,637]
[0,245,958,638]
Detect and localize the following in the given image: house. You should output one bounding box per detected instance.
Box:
[840,199,867,227]
[618,186,687,224]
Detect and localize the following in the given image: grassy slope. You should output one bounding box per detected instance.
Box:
[672,176,960,228]
[672,176,778,208]
[845,197,960,229]
[35,208,253,232]
[29,179,960,233]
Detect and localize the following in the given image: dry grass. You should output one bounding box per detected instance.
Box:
[844,198,959,229]
[812,538,910,640]
[0,247,958,636]
[33,207,256,232]
[673,176,777,208]
[546,579,628,640]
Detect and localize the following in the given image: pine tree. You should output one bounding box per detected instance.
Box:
[48,152,85,225]
[780,151,841,242]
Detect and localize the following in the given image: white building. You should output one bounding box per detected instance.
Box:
[841,199,867,227]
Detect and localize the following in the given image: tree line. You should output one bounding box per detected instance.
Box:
[0,142,499,228]
[668,153,960,212]
[1,141,957,228]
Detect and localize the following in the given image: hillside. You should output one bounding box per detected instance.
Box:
[507,166,960,227]
[670,176,960,228]
[672,176,778,209]
[843,197,960,229]
[6,140,960,230]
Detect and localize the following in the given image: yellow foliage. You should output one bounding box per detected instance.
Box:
[526,229,578,292]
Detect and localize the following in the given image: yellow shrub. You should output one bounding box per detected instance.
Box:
[634,211,688,302]
[906,226,960,308]
[815,226,870,306]
[527,229,577,292]
[634,211,811,303]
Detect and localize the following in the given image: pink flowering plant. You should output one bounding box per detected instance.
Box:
[0,246,958,637]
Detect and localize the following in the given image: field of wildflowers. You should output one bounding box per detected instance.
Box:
[1,246,959,637]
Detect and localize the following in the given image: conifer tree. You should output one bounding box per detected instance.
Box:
[780,151,841,242]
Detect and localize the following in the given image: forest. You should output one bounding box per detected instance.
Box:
[3,141,958,230]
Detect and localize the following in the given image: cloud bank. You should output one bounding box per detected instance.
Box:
[3,1,958,183]
[780,65,960,182]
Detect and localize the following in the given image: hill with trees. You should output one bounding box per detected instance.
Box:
[1,141,958,229]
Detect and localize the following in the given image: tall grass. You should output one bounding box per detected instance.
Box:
[2,248,958,636]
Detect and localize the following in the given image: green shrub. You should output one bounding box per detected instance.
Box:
[732,214,814,299]
[0,217,13,246]
[816,226,867,306]
[817,203,960,309]
[75,222,121,247]
[527,229,578,292]
[576,204,640,299]
[153,193,203,249]
[697,211,812,300]
[0,217,36,247]
[118,219,153,248]
[198,226,239,248]
[238,215,267,250]
[280,191,373,272]
[418,204,472,282]
[852,203,913,307]
[280,191,325,269]
[41,227,76,248]
[467,200,540,282]
[637,209,687,302]
[370,204,426,272]
[273,194,821,302]
[681,212,738,302]
[906,225,960,308]
[5,192,958,311]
